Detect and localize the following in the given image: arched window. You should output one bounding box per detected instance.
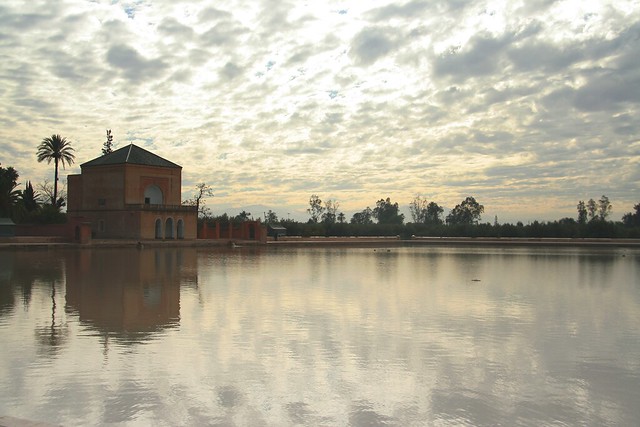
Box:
[144,185,163,205]
[177,219,184,239]
[165,217,174,239]
[155,219,162,239]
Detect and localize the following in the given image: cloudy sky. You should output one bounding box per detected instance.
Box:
[1,0,639,222]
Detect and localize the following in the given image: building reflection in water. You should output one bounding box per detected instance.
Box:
[64,247,197,342]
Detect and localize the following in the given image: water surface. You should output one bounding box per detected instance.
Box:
[1,246,639,426]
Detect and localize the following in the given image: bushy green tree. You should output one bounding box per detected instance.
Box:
[236,210,251,222]
[351,207,373,224]
[425,202,444,225]
[577,200,587,224]
[322,199,339,224]
[622,203,640,227]
[597,195,612,221]
[373,198,404,224]
[446,196,484,225]
[264,210,278,224]
[586,198,597,221]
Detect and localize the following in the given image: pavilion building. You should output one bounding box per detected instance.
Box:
[67,144,197,239]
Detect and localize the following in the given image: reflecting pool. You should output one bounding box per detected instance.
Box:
[1,245,639,426]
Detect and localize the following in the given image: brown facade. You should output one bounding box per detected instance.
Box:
[198,220,267,242]
[67,145,197,239]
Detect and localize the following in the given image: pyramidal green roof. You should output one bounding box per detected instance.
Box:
[81,144,181,168]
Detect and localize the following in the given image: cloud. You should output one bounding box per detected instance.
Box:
[432,32,512,80]
[351,27,397,66]
[220,62,243,80]
[106,44,169,83]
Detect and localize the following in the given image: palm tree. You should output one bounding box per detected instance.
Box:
[37,134,75,207]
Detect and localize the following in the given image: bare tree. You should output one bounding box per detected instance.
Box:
[39,179,67,208]
[322,199,339,224]
[409,195,427,223]
[183,183,214,218]
[307,194,324,223]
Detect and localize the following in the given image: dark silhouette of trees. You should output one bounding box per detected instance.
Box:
[236,210,251,222]
[425,202,444,224]
[351,207,373,224]
[410,196,444,225]
[409,195,427,223]
[264,210,278,224]
[38,180,66,209]
[578,195,612,223]
[373,198,404,224]
[0,165,20,218]
[36,134,75,208]
[21,181,39,212]
[597,195,612,221]
[577,201,587,224]
[622,203,640,227]
[586,198,597,221]
[446,196,484,225]
[322,199,339,224]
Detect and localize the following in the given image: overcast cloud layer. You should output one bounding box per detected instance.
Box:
[1,0,639,222]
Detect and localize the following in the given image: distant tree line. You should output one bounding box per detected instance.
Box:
[196,193,640,239]
[4,133,639,240]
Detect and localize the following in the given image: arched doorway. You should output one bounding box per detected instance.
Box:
[165,217,174,239]
[177,219,184,239]
[144,185,163,205]
[155,219,162,239]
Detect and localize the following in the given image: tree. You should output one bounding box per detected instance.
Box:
[425,201,444,225]
[409,195,427,223]
[337,212,346,223]
[597,195,612,221]
[351,207,373,224]
[0,165,20,218]
[21,181,40,212]
[373,198,404,224]
[38,179,66,209]
[409,196,443,225]
[586,198,597,221]
[183,183,214,218]
[236,210,251,222]
[446,196,484,225]
[102,129,114,155]
[577,201,587,224]
[322,199,339,224]
[307,194,324,223]
[622,203,640,227]
[37,134,75,208]
[264,210,278,224]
